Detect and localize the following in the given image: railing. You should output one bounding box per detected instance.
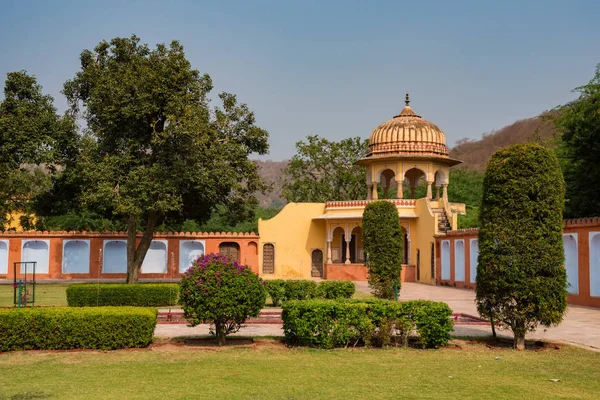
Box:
[325,199,417,208]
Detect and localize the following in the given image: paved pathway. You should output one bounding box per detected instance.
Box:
[155,282,600,351]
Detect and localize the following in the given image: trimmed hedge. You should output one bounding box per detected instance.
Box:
[315,281,355,299]
[67,283,179,307]
[282,299,453,349]
[264,280,356,306]
[0,307,157,351]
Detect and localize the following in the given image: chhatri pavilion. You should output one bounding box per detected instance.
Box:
[258,94,465,284]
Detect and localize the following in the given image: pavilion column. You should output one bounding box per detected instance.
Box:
[426,181,433,200]
[326,240,332,264]
[372,182,378,200]
[383,186,389,199]
[435,185,440,200]
[396,179,403,199]
[442,184,448,201]
[345,235,351,265]
[367,185,373,200]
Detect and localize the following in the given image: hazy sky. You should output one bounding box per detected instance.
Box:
[1,0,599,160]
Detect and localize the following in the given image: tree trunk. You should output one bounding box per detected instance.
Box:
[513,321,526,350]
[126,212,158,284]
[215,322,226,346]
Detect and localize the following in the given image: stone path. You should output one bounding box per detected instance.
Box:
[155,282,600,351]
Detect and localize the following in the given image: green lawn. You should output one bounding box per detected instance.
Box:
[0,283,372,307]
[0,342,598,399]
[0,283,69,307]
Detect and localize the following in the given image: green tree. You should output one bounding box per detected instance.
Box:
[62,35,269,283]
[0,71,76,229]
[362,201,402,299]
[554,64,600,218]
[282,135,368,202]
[476,144,567,350]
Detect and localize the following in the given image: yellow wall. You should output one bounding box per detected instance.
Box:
[258,203,326,279]
[413,198,437,284]
[3,211,35,231]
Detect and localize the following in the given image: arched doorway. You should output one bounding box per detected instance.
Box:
[401,227,409,264]
[219,242,240,262]
[416,249,420,281]
[331,226,345,263]
[434,170,447,200]
[262,243,275,274]
[590,233,600,297]
[311,249,324,277]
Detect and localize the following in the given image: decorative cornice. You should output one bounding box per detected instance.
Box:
[0,231,259,239]
[325,199,416,208]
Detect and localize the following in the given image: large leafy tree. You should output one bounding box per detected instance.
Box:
[476,144,567,350]
[0,71,76,229]
[282,135,368,202]
[62,35,269,282]
[554,64,600,218]
[362,201,402,299]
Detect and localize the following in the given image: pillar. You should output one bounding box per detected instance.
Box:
[435,185,440,200]
[396,179,403,199]
[326,240,332,264]
[345,235,351,265]
[367,185,373,200]
[426,181,433,200]
[442,184,448,201]
[372,182,378,200]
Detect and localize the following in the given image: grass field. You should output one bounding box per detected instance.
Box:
[0,342,599,399]
[0,283,372,307]
[0,283,69,307]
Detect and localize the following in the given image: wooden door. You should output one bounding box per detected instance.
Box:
[219,242,240,261]
[262,244,275,274]
[311,249,324,277]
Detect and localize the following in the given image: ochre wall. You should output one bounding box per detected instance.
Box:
[413,198,437,284]
[257,203,326,279]
[435,218,600,308]
[0,231,259,281]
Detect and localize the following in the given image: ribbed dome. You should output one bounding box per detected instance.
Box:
[366,94,449,158]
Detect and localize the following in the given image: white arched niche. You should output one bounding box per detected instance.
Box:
[562,234,578,295]
[0,240,8,275]
[590,232,600,297]
[454,240,465,282]
[469,239,479,284]
[141,240,168,274]
[62,240,90,274]
[103,240,127,273]
[179,240,205,273]
[441,240,450,280]
[21,240,50,274]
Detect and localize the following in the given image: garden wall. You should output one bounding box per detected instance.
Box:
[0,231,259,281]
[434,217,600,308]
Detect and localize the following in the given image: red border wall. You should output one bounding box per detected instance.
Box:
[0,231,259,281]
[434,218,600,308]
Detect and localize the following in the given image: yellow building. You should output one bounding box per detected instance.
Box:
[259,94,465,283]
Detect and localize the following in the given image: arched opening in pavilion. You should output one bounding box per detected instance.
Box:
[403,167,427,199]
[379,169,397,199]
[330,226,345,263]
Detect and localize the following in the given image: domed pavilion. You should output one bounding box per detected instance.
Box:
[258,94,466,284]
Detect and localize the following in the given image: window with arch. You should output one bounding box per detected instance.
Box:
[62,240,90,274]
[179,240,205,273]
[0,240,8,275]
[262,243,275,274]
[441,240,450,280]
[22,240,50,274]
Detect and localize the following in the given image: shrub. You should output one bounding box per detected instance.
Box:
[282,299,453,349]
[316,281,355,299]
[179,253,266,345]
[265,279,286,306]
[67,283,179,307]
[476,144,567,350]
[0,307,156,351]
[362,201,402,299]
[282,280,318,301]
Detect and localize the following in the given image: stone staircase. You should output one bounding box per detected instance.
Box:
[432,208,451,233]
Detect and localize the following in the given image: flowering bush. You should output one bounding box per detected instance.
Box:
[179,253,266,345]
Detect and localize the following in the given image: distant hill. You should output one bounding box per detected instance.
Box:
[254,160,287,207]
[256,113,558,205]
[450,114,557,170]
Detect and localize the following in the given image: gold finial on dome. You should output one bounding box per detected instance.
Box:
[405,92,410,106]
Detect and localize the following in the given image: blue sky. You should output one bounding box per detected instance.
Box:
[1,0,599,160]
